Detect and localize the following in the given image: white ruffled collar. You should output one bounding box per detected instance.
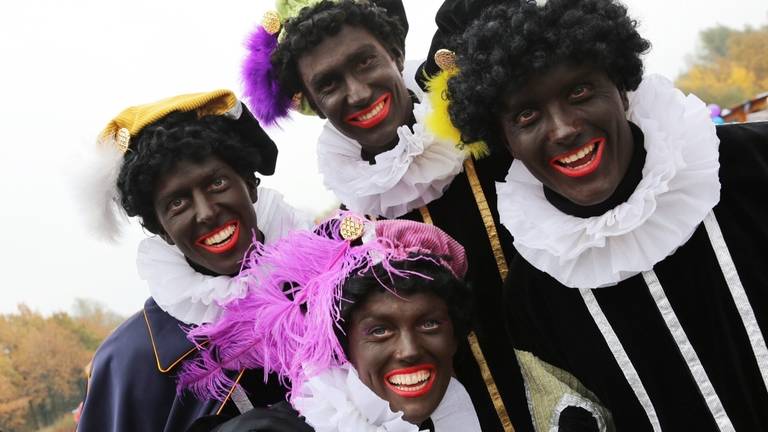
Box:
[137,187,312,325]
[317,95,467,218]
[293,364,481,432]
[497,75,721,288]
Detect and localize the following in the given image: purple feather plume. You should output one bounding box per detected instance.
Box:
[241,26,292,126]
[177,215,431,402]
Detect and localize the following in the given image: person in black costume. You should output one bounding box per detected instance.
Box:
[77,90,312,432]
[242,1,533,430]
[444,0,768,430]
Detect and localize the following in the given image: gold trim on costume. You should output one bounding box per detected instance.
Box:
[216,369,247,415]
[418,202,515,431]
[142,308,200,373]
[418,206,433,224]
[469,331,515,431]
[463,158,510,280]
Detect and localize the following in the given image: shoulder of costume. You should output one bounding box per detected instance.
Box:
[141,297,198,373]
[90,297,194,374]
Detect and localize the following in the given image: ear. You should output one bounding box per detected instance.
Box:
[620,90,629,111]
[395,51,405,73]
[248,177,260,204]
[495,119,516,158]
[302,90,326,119]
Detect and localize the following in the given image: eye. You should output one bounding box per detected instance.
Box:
[421,319,441,331]
[569,84,593,101]
[359,54,376,69]
[209,177,229,191]
[515,108,539,127]
[316,78,337,95]
[368,326,391,338]
[167,197,187,213]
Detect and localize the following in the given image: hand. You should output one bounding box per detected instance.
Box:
[212,402,314,432]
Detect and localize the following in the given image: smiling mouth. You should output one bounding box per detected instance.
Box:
[549,137,606,178]
[345,93,391,129]
[195,220,240,254]
[384,364,436,398]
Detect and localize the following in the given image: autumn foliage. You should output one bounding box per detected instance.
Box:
[0,300,122,432]
[676,23,768,109]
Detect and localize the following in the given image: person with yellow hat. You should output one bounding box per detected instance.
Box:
[76,90,313,432]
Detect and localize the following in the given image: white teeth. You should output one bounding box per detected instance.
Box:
[203,224,236,246]
[558,142,596,164]
[387,369,431,386]
[356,101,385,121]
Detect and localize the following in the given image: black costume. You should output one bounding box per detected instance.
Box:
[316,44,533,432]
[500,77,768,431]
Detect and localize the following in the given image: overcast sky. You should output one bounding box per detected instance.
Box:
[1,0,766,317]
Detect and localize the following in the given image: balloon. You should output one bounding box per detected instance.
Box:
[712,116,725,125]
[708,103,721,118]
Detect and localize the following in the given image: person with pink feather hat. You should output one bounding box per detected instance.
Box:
[179,214,482,431]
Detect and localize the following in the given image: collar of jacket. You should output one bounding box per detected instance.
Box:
[142,297,200,373]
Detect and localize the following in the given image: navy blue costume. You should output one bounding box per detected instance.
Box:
[77,298,286,432]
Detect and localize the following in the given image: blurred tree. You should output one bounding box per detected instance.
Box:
[0,302,123,431]
[676,24,768,108]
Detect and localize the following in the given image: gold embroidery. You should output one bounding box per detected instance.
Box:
[419,200,515,431]
[464,158,509,280]
[216,369,246,415]
[418,206,434,224]
[469,332,515,431]
[143,309,200,373]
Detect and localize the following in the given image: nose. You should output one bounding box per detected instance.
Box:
[192,190,217,225]
[345,74,372,107]
[394,331,421,364]
[546,104,581,146]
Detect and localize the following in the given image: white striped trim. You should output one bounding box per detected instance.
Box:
[703,211,768,391]
[579,289,661,431]
[231,384,254,414]
[643,270,735,431]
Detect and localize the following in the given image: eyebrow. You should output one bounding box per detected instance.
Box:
[308,44,379,89]
[154,166,225,205]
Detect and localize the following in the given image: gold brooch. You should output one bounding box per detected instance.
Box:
[434,49,457,72]
[340,216,365,241]
[262,10,281,35]
[116,128,131,153]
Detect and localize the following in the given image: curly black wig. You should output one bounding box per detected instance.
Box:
[272,0,407,100]
[447,0,651,150]
[336,256,473,354]
[116,111,262,235]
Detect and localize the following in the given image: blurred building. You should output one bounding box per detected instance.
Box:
[723,92,768,122]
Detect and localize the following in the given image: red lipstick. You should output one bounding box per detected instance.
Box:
[549,137,606,178]
[384,364,437,398]
[195,220,240,254]
[345,93,391,129]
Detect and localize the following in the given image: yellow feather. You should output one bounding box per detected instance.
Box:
[424,69,490,159]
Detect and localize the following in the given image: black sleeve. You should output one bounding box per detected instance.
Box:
[188,401,314,432]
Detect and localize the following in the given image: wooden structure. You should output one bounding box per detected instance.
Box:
[723,92,768,122]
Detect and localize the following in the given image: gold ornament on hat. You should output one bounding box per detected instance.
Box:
[116,128,131,153]
[434,49,457,72]
[262,10,281,35]
[340,216,365,241]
